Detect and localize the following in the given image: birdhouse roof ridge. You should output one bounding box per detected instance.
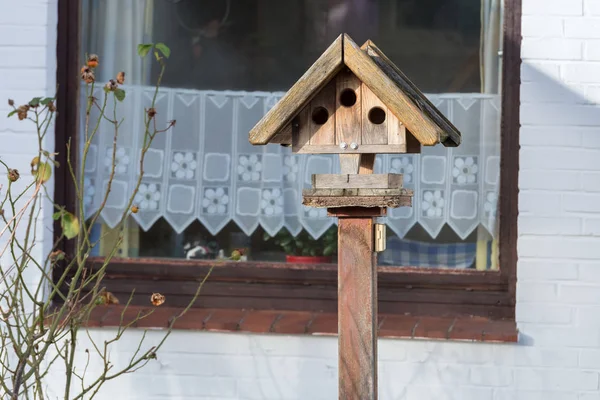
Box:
[248,33,461,147]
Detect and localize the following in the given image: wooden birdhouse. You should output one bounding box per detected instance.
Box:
[249,34,461,210]
[249,33,461,156]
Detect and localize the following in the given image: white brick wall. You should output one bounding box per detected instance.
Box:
[0,0,56,268]
[7,0,600,398]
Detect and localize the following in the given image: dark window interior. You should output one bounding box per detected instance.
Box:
[152,0,482,92]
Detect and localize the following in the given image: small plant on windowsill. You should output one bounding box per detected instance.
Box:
[263,226,337,264]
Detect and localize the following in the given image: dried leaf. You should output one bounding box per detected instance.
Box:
[87,54,99,68]
[106,292,119,304]
[8,169,19,182]
[104,79,118,92]
[17,105,29,120]
[150,293,165,306]
[116,71,125,85]
[80,66,95,83]
[49,250,65,262]
[97,290,119,305]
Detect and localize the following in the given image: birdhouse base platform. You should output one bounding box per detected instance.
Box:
[302,188,413,208]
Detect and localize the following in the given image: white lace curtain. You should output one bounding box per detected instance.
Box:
[81,0,502,240]
[82,87,500,240]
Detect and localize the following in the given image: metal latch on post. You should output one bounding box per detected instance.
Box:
[374,223,386,253]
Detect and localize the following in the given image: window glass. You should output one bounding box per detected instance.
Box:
[82,0,503,269]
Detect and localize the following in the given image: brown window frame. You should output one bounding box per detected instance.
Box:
[54,0,521,342]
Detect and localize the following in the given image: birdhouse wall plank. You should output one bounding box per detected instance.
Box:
[270,124,292,144]
[361,84,388,145]
[309,80,337,145]
[335,70,362,147]
[291,106,311,153]
[387,113,407,152]
[406,131,422,154]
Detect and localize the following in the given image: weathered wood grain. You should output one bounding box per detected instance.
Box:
[338,217,377,400]
[303,188,412,197]
[336,70,362,146]
[387,113,407,152]
[360,39,461,147]
[344,34,441,146]
[310,80,336,145]
[302,194,412,209]
[361,84,388,145]
[294,144,407,154]
[292,106,310,153]
[270,123,292,144]
[249,34,344,145]
[359,154,376,174]
[312,174,403,189]
[339,154,361,174]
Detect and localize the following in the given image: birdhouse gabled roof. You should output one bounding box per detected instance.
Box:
[249,34,461,147]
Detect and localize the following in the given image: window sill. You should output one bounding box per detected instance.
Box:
[85,306,518,343]
[82,257,515,321]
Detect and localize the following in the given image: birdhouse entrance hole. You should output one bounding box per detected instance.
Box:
[368,107,386,125]
[339,88,357,107]
[311,107,329,125]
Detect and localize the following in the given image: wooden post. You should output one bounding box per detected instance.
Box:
[334,154,380,400]
[331,206,383,400]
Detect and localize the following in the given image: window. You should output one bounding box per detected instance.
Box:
[54,0,520,340]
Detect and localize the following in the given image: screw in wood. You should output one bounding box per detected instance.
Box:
[340,142,348,150]
[350,142,359,150]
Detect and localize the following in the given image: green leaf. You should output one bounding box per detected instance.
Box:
[52,211,62,221]
[28,97,42,107]
[262,232,271,241]
[114,89,126,102]
[155,42,171,58]
[40,97,54,105]
[61,212,79,240]
[7,110,17,118]
[35,162,52,183]
[154,51,161,61]
[137,44,153,58]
